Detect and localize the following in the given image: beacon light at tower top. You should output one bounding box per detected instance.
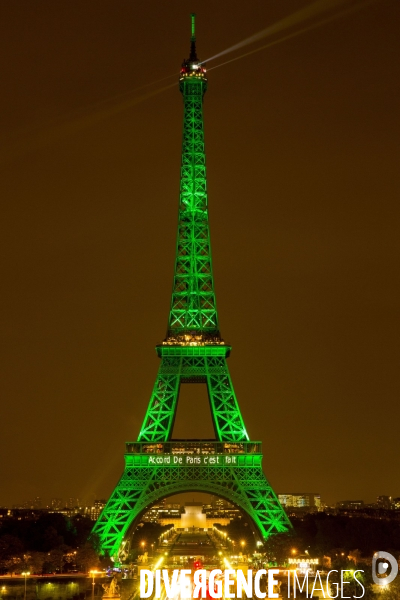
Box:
[180,14,207,82]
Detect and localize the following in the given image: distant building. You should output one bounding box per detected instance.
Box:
[204,500,241,521]
[66,498,81,509]
[287,554,320,572]
[279,493,321,511]
[142,503,182,523]
[50,498,63,510]
[393,498,400,510]
[377,496,392,509]
[159,502,230,529]
[13,497,42,509]
[336,500,364,509]
[53,506,83,517]
[6,508,47,520]
[336,506,400,520]
[87,499,106,521]
[181,503,208,529]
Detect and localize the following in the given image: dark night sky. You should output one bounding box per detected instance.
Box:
[0,0,399,508]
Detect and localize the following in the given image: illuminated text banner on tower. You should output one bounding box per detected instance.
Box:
[145,454,239,466]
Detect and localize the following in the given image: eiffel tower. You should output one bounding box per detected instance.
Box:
[93,14,291,560]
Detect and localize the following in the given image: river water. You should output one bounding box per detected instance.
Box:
[0,577,136,600]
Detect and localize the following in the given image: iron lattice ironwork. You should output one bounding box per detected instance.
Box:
[167,73,218,339]
[138,348,248,443]
[92,16,291,560]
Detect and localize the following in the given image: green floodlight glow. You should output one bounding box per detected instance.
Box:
[91,15,291,561]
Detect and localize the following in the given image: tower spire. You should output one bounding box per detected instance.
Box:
[166,17,217,346]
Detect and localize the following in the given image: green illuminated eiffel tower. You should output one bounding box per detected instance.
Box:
[93,15,291,560]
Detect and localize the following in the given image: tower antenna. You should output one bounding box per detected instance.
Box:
[191,13,196,40]
[189,13,197,61]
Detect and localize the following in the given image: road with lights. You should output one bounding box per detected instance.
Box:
[131,529,233,600]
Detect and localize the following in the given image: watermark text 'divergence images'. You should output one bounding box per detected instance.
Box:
[140,568,365,599]
[140,551,399,599]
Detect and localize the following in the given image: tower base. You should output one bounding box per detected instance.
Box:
[93,441,291,558]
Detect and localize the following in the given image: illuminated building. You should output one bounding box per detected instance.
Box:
[279,493,321,510]
[88,499,106,521]
[287,555,320,572]
[336,500,364,509]
[393,497,400,510]
[142,503,182,523]
[159,502,230,529]
[66,497,81,509]
[13,497,42,509]
[377,495,392,509]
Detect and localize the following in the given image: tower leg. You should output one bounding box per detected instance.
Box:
[137,357,181,443]
[206,356,249,442]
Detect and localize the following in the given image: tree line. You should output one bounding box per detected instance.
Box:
[0,512,170,575]
[0,513,99,574]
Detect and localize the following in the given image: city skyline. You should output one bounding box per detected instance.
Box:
[1,0,399,508]
[5,491,400,511]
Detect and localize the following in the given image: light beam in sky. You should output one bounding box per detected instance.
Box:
[1,82,176,163]
[2,0,378,161]
[204,0,378,64]
[208,0,378,72]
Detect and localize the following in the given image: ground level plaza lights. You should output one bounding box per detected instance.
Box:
[92,15,291,560]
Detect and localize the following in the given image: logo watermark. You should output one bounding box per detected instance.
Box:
[372,551,398,586]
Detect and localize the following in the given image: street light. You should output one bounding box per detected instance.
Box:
[22,572,30,600]
[240,541,246,560]
[89,570,99,600]
[141,541,146,554]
